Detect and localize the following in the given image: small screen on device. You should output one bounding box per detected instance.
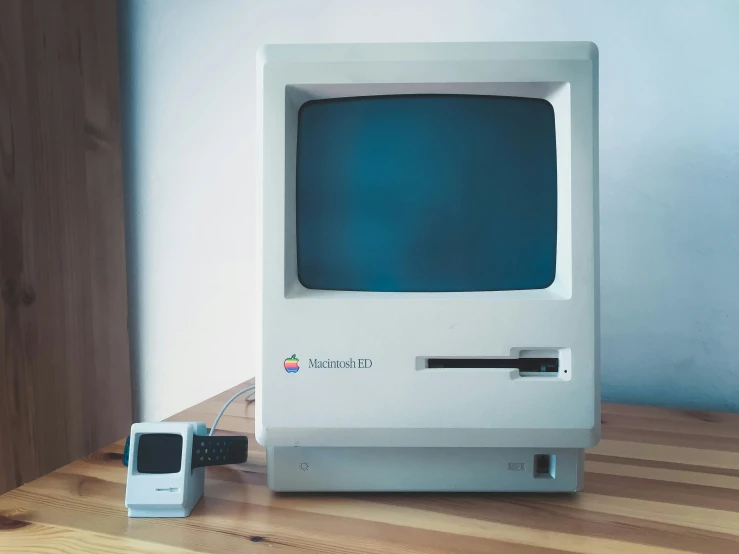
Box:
[136,433,183,474]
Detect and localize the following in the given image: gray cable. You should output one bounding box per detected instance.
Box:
[209,385,255,436]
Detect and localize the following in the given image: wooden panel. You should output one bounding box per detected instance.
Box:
[0,0,131,494]
[4,382,739,553]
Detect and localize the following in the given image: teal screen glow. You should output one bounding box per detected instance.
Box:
[296,94,557,292]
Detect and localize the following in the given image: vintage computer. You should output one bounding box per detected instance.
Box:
[257,42,599,492]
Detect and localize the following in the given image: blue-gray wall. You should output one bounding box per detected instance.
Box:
[120,0,739,421]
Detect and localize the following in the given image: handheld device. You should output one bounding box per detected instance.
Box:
[124,422,247,517]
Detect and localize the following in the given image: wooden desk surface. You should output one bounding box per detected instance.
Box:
[2,382,739,553]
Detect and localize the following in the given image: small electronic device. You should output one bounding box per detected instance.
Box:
[257,42,599,492]
[124,422,247,517]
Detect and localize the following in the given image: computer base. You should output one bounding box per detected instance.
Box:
[266,447,584,492]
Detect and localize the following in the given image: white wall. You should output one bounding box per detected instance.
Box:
[120,0,739,421]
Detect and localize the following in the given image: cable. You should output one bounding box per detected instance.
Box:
[209,385,255,436]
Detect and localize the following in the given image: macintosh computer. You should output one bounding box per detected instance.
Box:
[257,41,599,492]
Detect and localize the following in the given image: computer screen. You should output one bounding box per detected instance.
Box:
[296,94,557,292]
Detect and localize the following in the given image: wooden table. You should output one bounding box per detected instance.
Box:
[2,381,739,553]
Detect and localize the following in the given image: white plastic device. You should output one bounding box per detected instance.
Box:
[257,42,599,492]
[125,422,206,518]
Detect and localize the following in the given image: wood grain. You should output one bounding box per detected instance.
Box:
[2,380,739,553]
[0,0,131,495]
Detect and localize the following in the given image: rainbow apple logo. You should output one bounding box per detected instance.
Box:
[284,354,300,373]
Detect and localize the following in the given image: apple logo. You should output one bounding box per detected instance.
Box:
[284,354,300,373]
